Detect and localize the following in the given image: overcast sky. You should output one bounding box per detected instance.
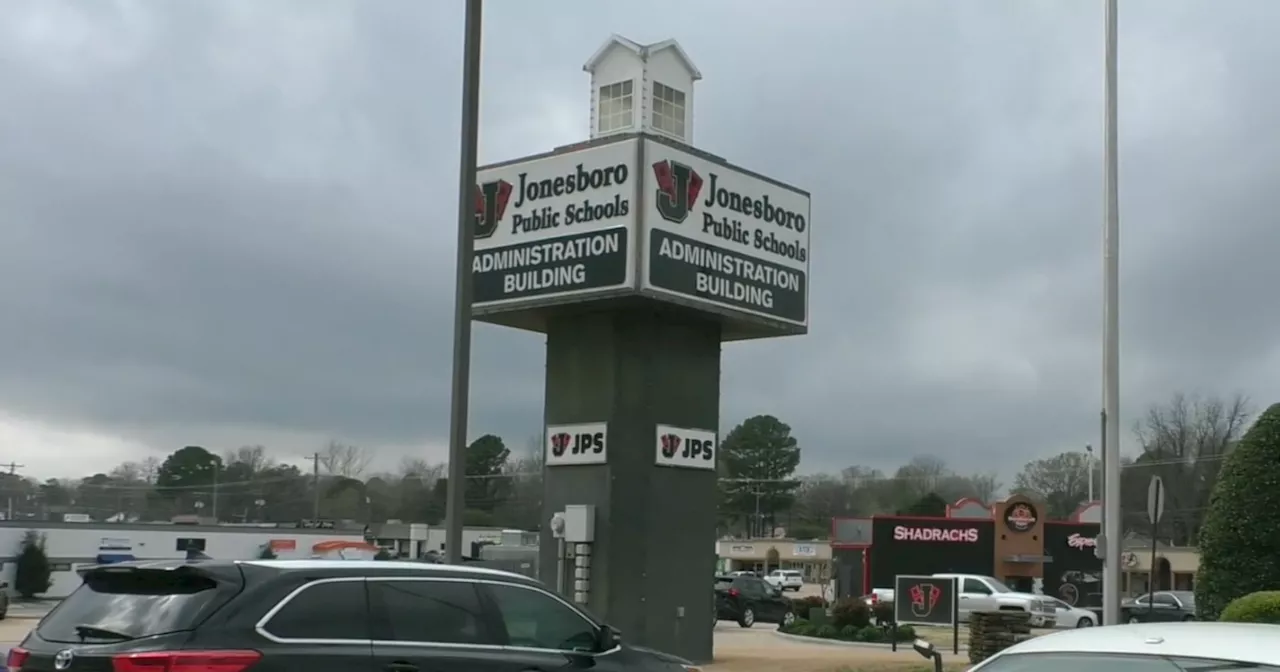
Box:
[2,0,1278,482]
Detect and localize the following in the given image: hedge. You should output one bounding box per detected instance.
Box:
[1219,591,1280,624]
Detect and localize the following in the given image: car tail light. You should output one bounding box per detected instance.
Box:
[728,588,740,597]
[7,647,30,671]
[112,650,262,672]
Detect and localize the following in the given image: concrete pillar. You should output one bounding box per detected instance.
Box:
[539,306,720,663]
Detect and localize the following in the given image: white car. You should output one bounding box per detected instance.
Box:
[968,621,1280,671]
[1049,597,1097,628]
[764,569,804,591]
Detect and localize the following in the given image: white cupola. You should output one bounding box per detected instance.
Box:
[583,34,702,143]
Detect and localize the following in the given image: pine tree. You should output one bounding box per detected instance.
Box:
[14,530,52,599]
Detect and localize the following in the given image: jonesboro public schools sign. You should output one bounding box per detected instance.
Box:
[472,134,810,329]
[472,139,635,309]
[642,137,810,327]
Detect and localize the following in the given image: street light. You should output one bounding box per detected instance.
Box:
[1101,0,1123,626]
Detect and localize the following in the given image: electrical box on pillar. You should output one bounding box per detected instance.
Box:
[564,504,596,543]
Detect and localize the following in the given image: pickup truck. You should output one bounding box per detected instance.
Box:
[935,573,1057,628]
[870,575,1057,627]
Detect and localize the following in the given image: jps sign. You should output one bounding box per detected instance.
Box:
[545,422,609,467]
[654,424,717,470]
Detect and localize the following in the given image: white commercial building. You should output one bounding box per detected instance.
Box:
[0,521,367,597]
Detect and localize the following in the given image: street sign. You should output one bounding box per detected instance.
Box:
[1147,476,1166,525]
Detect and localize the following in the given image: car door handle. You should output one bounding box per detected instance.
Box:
[960,595,971,599]
[384,662,418,672]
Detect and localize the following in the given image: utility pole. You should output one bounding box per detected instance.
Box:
[311,452,321,520]
[1,462,24,521]
[444,0,484,565]
[752,485,763,539]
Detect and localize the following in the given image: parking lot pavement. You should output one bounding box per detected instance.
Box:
[6,602,53,620]
[711,621,961,672]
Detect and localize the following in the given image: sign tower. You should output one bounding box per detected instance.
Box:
[472,35,811,663]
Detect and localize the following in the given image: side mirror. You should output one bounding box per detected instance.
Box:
[596,625,621,651]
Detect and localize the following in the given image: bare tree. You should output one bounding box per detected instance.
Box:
[225,445,273,473]
[967,472,1003,503]
[319,441,373,478]
[139,456,161,484]
[398,457,444,485]
[1123,393,1251,544]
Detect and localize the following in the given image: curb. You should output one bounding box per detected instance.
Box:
[773,630,969,652]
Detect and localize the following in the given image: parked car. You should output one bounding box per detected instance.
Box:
[935,573,1057,628]
[764,569,804,592]
[967,621,1280,671]
[1120,590,1197,623]
[862,587,895,607]
[7,559,697,672]
[1050,597,1097,628]
[715,573,795,628]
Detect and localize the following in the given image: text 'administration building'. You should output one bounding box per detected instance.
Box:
[832,494,1103,608]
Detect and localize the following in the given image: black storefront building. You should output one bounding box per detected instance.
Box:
[832,495,1101,608]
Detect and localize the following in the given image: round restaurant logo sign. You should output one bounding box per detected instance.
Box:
[1005,502,1038,533]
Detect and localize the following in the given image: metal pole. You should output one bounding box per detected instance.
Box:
[1149,479,1161,602]
[312,452,321,520]
[1102,0,1123,626]
[211,462,219,522]
[1086,445,1094,502]
[445,0,484,565]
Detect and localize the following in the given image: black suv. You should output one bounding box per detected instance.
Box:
[714,574,794,629]
[8,559,698,672]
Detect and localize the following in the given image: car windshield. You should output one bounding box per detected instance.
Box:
[37,569,223,643]
[979,576,1012,593]
[978,652,1278,672]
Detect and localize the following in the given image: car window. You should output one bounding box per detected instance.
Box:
[1133,593,1150,605]
[963,578,991,594]
[975,652,1280,672]
[1152,593,1178,606]
[37,569,228,643]
[370,580,491,645]
[485,584,598,652]
[262,579,369,640]
[738,578,767,596]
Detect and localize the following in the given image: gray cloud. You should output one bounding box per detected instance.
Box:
[2,0,1278,479]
